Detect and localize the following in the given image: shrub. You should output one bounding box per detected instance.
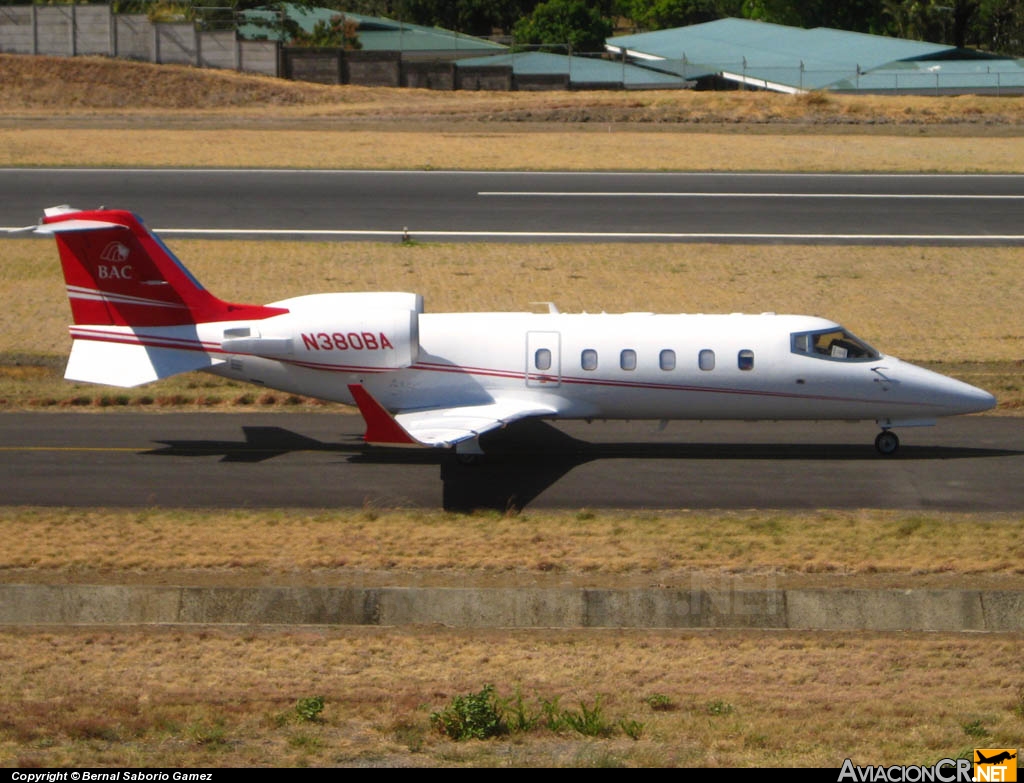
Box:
[294,696,324,724]
[430,685,506,741]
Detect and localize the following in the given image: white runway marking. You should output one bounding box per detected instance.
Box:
[478,191,1024,199]
[137,228,1024,241]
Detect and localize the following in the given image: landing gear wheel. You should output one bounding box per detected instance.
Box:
[875,430,900,456]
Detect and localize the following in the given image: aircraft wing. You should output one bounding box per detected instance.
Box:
[348,384,557,448]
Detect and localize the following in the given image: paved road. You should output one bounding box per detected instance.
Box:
[2,413,1020,511]
[3,169,1024,243]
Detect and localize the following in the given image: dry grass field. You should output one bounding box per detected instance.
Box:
[1,627,1021,768]
[1,53,1022,769]
[4,54,1024,171]
[3,507,1022,589]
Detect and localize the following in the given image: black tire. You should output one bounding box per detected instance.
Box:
[875,430,900,456]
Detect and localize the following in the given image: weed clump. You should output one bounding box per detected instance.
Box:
[430,684,506,741]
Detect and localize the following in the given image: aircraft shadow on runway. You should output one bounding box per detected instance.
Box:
[141,421,1021,512]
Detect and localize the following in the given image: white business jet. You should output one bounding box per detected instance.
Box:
[31,206,995,458]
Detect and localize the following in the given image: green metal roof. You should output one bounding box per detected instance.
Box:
[237,3,506,53]
[830,58,1024,92]
[455,51,685,88]
[607,17,1001,93]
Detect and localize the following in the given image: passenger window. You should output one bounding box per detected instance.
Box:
[659,349,676,371]
[620,349,637,371]
[581,349,598,371]
[738,349,755,370]
[535,348,551,371]
[699,349,715,371]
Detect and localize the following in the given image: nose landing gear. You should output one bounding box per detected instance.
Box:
[874,429,900,456]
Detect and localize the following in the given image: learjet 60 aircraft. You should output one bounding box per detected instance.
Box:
[32,206,995,458]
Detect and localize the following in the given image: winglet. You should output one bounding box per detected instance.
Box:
[347,384,420,446]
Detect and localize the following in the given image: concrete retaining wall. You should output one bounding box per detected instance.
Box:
[0,4,277,76]
[0,5,34,53]
[1,585,1021,631]
[114,14,151,61]
[154,22,196,66]
[198,29,237,70]
[455,64,512,91]
[34,5,72,56]
[403,60,454,89]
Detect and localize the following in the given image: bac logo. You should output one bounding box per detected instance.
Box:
[974,749,1017,782]
[97,241,134,280]
[100,242,130,263]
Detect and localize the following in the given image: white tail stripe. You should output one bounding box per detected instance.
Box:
[69,326,219,351]
[66,285,189,310]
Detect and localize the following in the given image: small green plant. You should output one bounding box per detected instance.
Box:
[620,718,645,740]
[288,732,323,750]
[705,699,735,716]
[294,696,325,724]
[540,695,565,731]
[961,718,988,739]
[645,693,675,711]
[561,697,614,738]
[187,718,227,747]
[392,719,426,753]
[430,684,506,741]
[507,687,539,733]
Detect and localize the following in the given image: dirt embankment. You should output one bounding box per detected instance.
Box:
[5,53,1024,128]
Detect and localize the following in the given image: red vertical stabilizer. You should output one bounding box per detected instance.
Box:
[41,206,287,327]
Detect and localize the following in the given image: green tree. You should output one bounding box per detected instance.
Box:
[622,0,742,30]
[967,0,1024,53]
[741,0,890,34]
[392,0,540,35]
[290,13,362,48]
[512,0,614,52]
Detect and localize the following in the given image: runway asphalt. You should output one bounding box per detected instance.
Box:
[2,412,1020,511]
[4,170,1024,243]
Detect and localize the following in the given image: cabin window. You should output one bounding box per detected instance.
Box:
[659,349,676,371]
[581,349,598,371]
[535,348,551,371]
[698,349,715,371]
[791,327,879,361]
[738,350,755,370]
[620,349,637,371]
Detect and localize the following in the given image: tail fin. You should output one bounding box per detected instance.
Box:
[37,206,287,387]
[39,205,285,327]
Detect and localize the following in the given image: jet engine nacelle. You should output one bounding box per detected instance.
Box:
[221,292,422,369]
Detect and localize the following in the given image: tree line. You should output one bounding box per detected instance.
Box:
[340,0,1024,55]
[12,1,1024,56]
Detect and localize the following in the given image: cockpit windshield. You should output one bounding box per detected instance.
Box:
[791,327,879,362]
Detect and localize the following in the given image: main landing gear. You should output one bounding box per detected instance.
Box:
[455,437,485,465]
[874,429,900,456]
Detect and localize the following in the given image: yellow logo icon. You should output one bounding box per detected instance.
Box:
[974,749,1017,782]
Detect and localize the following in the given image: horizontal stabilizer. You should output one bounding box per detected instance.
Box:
[65,339,222,388]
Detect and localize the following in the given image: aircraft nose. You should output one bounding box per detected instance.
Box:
[899,361,997,416]
[953,382,997,415]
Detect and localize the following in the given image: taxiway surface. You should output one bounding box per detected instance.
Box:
[2,413,1020,511]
